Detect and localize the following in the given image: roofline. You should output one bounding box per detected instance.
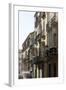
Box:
[22,31,35,47]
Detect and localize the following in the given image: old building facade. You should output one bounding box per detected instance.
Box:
[22,32,36,74]
[46,12,58,77]
[31,12,58,78]
[31,12,47,78]
[21,12,58,78]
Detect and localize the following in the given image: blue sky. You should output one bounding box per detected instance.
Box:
[19,11,35,49]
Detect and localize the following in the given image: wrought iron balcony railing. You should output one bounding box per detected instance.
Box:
[31,54,45,64]
[45,47,58,57]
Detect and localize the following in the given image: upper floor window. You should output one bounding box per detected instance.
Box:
[53,33,56,46]
[41,12,45,19]
[35,16,38,28]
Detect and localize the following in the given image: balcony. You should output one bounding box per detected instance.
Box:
[31,55,45,64]
[45,47,58,58]
[36,34,41,41]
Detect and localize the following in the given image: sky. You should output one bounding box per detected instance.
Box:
[19,11,35,49]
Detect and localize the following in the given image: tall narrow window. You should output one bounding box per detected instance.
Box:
[42,64,44,77]
[53,63,56,77]
[48,64,52,77]
[53,33,56,46]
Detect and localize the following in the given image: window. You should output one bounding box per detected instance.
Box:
[41,12,45,19]
[35,65,37,78]
[53,33,56,46]
[35,17,38,28]
[53,63,57,77]
[42,64,44,77]
[48,64,52,77]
